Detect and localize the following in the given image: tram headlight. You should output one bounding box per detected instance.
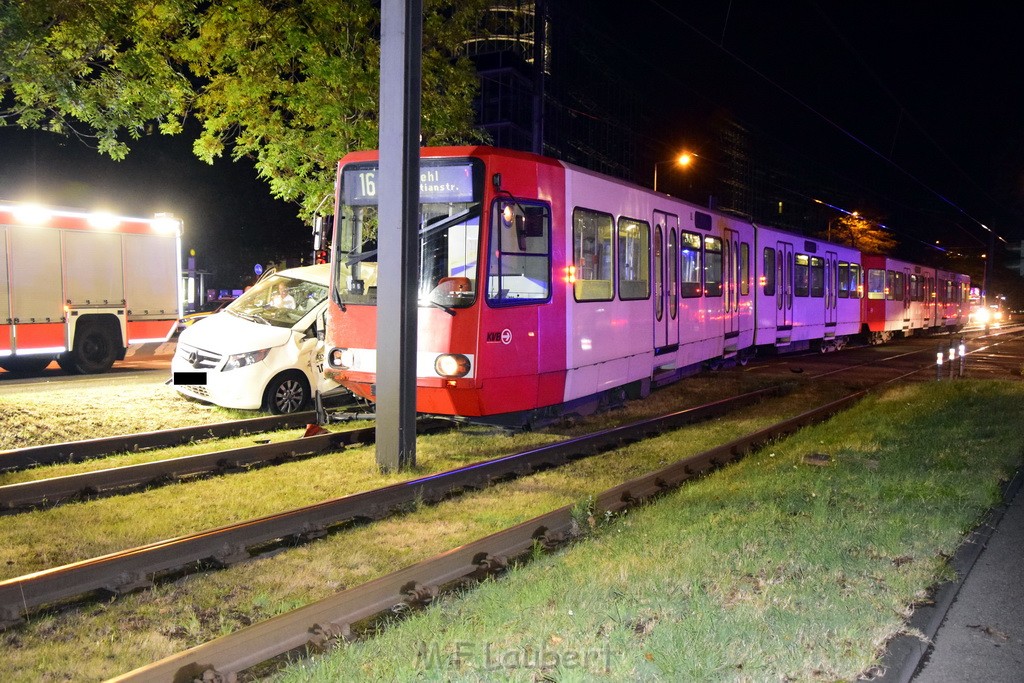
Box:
[328,347,351,369]
[435,353,471,378]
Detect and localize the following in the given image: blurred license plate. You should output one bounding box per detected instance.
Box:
[173,371,207,385]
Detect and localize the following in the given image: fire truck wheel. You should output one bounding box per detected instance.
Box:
[263,371,310,414]
[61,322,119,374]
[0,356,54,374]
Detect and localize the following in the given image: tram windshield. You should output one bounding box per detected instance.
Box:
[334,159,482,309]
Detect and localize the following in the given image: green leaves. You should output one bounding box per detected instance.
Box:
[0,0,489,219]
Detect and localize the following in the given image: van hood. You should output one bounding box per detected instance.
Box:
[178,310,295,354]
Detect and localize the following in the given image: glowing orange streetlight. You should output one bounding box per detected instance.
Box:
[653,152,695,192]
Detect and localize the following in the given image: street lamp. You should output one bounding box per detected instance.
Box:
[653,152,694,192]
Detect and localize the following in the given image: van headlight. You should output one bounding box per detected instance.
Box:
[435,353,471,378]
[223,348,270,372]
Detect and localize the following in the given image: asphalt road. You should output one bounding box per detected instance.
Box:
[0,356,172,392]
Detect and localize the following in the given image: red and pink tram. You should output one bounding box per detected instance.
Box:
[861,255,970,344]
[322,146,968,423]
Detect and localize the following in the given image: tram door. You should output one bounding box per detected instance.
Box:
[724,228,741,337]
[900,265,912,324]
[824,250,838,326]
[653,211,679,352]
[776,241,794,330]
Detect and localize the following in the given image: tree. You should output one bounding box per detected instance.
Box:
[0,0,489,219]
[825,214,898,255]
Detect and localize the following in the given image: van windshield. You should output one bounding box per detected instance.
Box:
[227,273,327,328]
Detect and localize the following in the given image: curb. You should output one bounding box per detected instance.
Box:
[871,468,1024,682]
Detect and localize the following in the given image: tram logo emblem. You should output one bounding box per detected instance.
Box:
[486,329,513,345]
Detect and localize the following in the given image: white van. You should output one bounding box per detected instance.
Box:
[171,263,338,413]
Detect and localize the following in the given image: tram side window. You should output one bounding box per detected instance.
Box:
[867,268,886,299]
[487,200,551,304]
[680,231,702,298]
[618,217,650,300]
[704,236,723,297]
[739,242,750,296]
[762,247,776,296]
[794,254,809,297]
[571,208,613,301]
[893,272,906,301]
[838,262,850,298]
[909,274,922,301]
[849,264,863,298]
[809,256,824,297]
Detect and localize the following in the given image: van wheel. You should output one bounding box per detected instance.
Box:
[61,321,119,374]
[264,371,310,414]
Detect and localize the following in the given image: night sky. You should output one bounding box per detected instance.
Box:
[582,2,1024,253]
[2,2,1022,290]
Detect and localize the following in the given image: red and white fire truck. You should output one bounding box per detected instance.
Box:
[0,201,182,374]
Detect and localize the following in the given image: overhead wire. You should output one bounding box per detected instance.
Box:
[545,1,949,247]
[646,0,1006,244]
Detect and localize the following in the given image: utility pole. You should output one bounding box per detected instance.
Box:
[376,0,422,471]
[531,0,546,155]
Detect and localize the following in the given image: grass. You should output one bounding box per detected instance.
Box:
[0,373,1019,681]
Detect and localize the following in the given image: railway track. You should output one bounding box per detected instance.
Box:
[0,386,780,630]
[0,410,325,473]
[110,389,867,681]
[0,405,382,510]
[746,325,1024,385]
[7,328,1013,513]
[0,423,375,511]
[108,333,1024,680]
[5,328,1021,678]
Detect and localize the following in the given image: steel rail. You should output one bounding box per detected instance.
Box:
[0,402,372,474]
[109,390,866,682]
[0,411,319,473]
[0,427,378,511]
[0,386,779,630]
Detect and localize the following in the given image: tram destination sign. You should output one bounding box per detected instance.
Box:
[343,161,476,205]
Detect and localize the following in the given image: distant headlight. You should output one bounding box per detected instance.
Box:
[974,308,991,324]
[222,348,270,372]
[435,353,471,378]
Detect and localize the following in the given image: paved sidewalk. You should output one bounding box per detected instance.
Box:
[913,478,1024,682]
[876,472,1023,683]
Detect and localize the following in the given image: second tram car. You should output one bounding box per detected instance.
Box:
[323,146,968,423]
[861,255,969,344]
